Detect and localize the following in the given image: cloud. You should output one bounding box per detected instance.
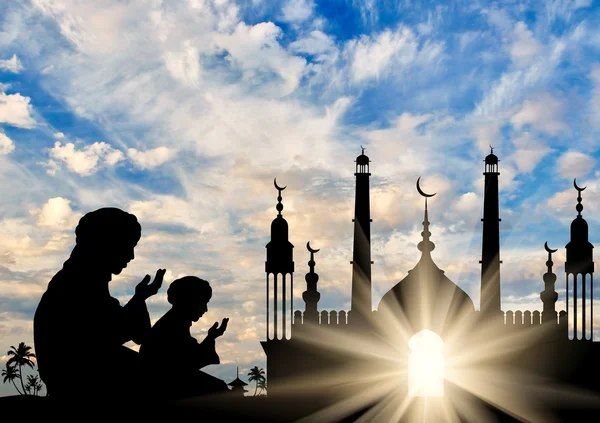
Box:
[163,40,201,87]
[44,141,125,176]
[0,91,36,128]
[345,26,443,83]
[0,131,15,155]
[557,151,596,179]
[289,30,336,56]
[472,120,503,155]
[30,197,80,230]
[0,54,24,73]
[510,92,567,135]
[127,146,176,170]
[510,131,552,173]
[212,21,307,96]
[510,22,542,67]
[281,0,315,23]
[54,132,65,139]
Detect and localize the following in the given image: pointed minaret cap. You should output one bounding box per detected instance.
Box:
[416,177,436,254]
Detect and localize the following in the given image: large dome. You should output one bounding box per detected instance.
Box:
[377,253,475,337]
[377,199,475,337]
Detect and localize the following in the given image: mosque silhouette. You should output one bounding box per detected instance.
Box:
[259,148,600,422]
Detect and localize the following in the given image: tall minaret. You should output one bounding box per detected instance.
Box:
[302,242,321,324]
[480,146,502,319]
[565,179,594,341]
[350,146,373,324]
[541,242,559,324]
[265,178,294,340]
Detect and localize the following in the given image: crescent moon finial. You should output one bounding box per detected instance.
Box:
[574,178,586,192]
[274,178,286,191]
[544,241,557,254]
[416,177,436,198]
[307,241,320,254]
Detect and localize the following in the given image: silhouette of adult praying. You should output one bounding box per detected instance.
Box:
[33,207,165,403]
[139,276,230,400]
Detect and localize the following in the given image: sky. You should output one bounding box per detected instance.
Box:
[1,0,599,397]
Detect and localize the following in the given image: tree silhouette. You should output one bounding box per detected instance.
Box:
[26,375,42,396]
[247,366,265,396]
[2,364,23,395]
[257,378,267,396]
[7,342,36,395]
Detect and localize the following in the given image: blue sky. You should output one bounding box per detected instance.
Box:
[1,0,599,396]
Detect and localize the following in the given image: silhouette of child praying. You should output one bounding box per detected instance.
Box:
[140,276,230,399]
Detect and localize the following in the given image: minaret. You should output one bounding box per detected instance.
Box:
[480,146,502,320]
[350,146,373,324]
[302,242,321,324]
[565,179,594,341]
[541,242,559,324]
[265,178,294,340]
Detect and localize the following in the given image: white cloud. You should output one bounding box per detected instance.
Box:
[510,131,552,173]
[163,40,201,87]
[127,146,176,170]
[54,132,65,139]
[0,131,15,155]
[557,151,596,179]
[289,30,336,56]
[281,0,315,23]
[0,91,36,128]
[46,141,125,176]
[0,54,24,73]
[30,197,80,230]
[345,26,441,83]
[510,92,566,135]
[510,22,542,67]
[472,120,502,155]
[212,21,307,96]
[452,192,479,214]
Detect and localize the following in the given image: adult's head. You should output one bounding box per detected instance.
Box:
[167,276,212,322]
[71,207,141,275]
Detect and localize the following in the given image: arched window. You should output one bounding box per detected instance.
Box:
[408,329,444,397]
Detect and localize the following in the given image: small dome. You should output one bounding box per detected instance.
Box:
[356,154,369,166]
[570,217,589,242]
[485,153,498,165]
[270,216,289,241]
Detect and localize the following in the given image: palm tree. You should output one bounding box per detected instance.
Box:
[2,364,23,395]
[257,378,267,396]
[7,342,36,395]
[26,375,42,396]
[247,366,266,396]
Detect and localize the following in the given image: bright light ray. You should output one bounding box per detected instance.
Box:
[268,296,600,423]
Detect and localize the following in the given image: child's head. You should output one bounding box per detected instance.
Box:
[167,276,212,321]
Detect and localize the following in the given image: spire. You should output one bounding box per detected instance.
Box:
[416,177,436,255]
[575,178,585,217]
[303,242,321,323]
[417,197,435,254]
[541,242,558,324]
[275,178,285,216]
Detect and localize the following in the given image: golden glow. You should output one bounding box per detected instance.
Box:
[266,298,600,423]
[408,330,444,398]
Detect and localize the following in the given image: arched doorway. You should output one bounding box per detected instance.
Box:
[408,329,444,397]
